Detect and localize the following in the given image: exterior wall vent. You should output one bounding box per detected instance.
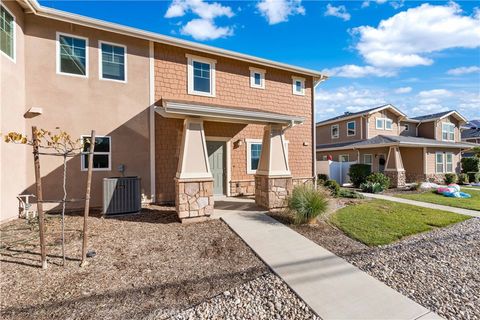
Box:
[103,177,141,215]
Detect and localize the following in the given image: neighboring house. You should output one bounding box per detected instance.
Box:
[0,0,326,223]
[316,105,474,186]
[461,120,480,144]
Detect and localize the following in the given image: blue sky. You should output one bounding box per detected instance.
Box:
[41,0,480,121]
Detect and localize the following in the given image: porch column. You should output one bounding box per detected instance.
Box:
[175,118,214,222]
[255,124,293,209]
[384,146,406,187]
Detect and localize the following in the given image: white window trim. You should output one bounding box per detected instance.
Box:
[375,118,384,130]
[56,32,89,78]
[340,155,349,162]
[331,124,339,139]
[1,4,16,63]
[292,76,305,96]
[249,67,265,89]
[186,53,216,97]
[246,139,289,174]
[442,123,455,142]
[80,135,111,171]
[347,121,356,136]
[435,152,444,174]
[98,40,127,83]
[385,119,393,130]
[363,154,373,165]
[445,152,454,173]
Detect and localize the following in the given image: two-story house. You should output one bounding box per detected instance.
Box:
[0,0,326,223]
[316,105,474,186]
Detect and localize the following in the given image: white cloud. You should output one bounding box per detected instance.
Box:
[257,0,305,25]
[181,19,233,40]
[321,64,396,78]
[394,87,412,94]
[447,66,480,75]
[418,89,452,98]
[412,104,449,114]
[353,2,480,68]
[324,4,351,21]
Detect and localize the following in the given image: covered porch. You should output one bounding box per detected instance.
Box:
[155,100,304,222]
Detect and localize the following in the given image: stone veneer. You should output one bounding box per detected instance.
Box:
[384,170,406,188]
[425,173,450,184]
[255,175,293,209]
[175,179,214,222]
[230,180,256,196]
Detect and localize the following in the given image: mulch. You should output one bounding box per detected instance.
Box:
[0,206,267,320]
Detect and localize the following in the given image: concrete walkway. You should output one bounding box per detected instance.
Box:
[221,210,441,320]
[360,192,480,217]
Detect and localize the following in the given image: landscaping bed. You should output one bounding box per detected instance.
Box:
[395,189,480,211]
[1,207,271,320]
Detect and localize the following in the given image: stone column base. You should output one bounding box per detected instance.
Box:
[175,178,214,222]
[255,175,293,209]
[384,170,406,188]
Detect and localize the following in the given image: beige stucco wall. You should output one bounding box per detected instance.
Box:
[367,109,401,138]
[316,116,365,145]
[17,14,151,213]
[0,1,27,222]
[417,121,435,139]
[425,147,462,174]
[399,121,417,137]
[400,147,424,181]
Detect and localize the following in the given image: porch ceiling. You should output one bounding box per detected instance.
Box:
[156,100,305,125]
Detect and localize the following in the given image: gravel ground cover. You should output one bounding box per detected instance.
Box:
[268,211,480,320]
[0,207,269,320]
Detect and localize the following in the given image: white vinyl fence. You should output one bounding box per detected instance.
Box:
[317,160,357,186]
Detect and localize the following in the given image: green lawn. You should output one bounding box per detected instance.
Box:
[330,199,470,246]
[395,189,480,211]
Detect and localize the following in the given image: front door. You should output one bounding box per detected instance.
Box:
[379,154,386,172]
[207,141,226,195]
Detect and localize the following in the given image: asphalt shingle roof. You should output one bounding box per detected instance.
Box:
[462,128,480,139]
[316,106,386,125]
[409,111,452,121]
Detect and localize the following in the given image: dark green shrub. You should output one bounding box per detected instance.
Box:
[288,185,328,224]
[360,182,384,194]
[461,157,480,173]
[338,188,365,199]
[458,173,469,185]
[366,172,390,190]
[348,164,371,187]
[324,179,340,197]
[444,173,457,185]
[467,172,480,183]
[317,174,329,184]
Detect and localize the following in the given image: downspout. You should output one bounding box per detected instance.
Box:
[312,75,328,188]
[149,41,156,203]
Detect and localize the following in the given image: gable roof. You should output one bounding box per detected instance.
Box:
[410,110,467,123]
[316,104,406,126]
[462,128,480,139]
[16,0,326,79]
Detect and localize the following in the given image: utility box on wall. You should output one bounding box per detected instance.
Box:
[103,177,141,215]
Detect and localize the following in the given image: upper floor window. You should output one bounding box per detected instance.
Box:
[1,5,15,61]
[81,135,111,171]
[347,121,356,136]
[442,123,455,141]
[331,124,339,139]
[376,118,384,129]
[375,118,392,130]
[249,67,265,89]
[57,33,88,77]
[292,77,305,96]
[186,54,216,97]
[385,119,393,130]
[99,41,126,82]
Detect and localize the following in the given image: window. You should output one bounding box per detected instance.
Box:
[376,118,385,129]
[81,136,111,171]
[247,140,262,174]
[187,54,216,97]
[385,119,393,130]
[435,152,444,173]
[57,33,88,77]
[347,121,356,136]
[249,67,265,89]
[292,76,305,95]
[363,154,373,165]
[445,153,453,173]
[99,41,126,82]
[340,155,349,162]
[0,5,15,60]
[331,124,339,139]
[376,118,392,130]
[442,123,455,141]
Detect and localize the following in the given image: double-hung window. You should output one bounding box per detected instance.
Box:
[81,136,111,171]
[331,124,339,139]
[187,54,216,97]
[249,67,265,89]
[0,5,15,60]
[57,33,88,77]
[363,154,373,165]
[435,152,444,173]
[292,77,305,95]
[445,153,453,173]
[442,123,455,141]
[347,121,356,136]
[100,41,126,82]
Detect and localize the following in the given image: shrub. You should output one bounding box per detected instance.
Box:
[458,173,469,185]
[317,174,329,184]
[338,188,365,199]
[366,172,390,190]
[461,157,480,173]
[348,164,371,187]
[288,185,328,224]
[324,179,340,197]
[467,172,480,183]
[360,182,384,194]
[444,173,457,185]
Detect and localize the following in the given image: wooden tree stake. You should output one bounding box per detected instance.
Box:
[81,130,95,267]
[32,126,47,269]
